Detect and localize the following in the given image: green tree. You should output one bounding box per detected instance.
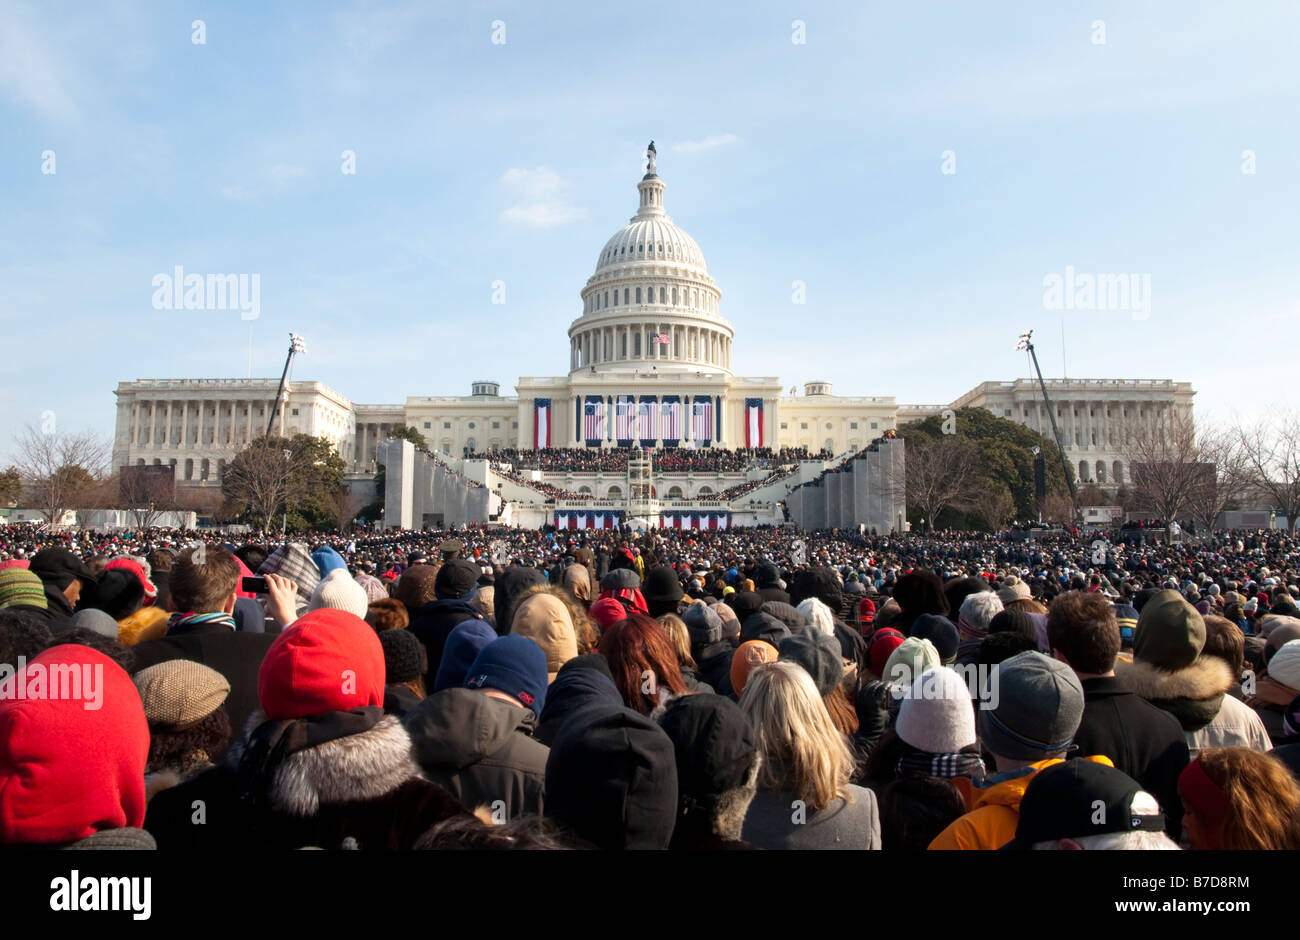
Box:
[388,425,427,450]
[0,467,20,506]
[899,408,1074,530]
[221,434,346,532]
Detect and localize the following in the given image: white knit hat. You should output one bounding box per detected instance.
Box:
[883,637,941,691]
[308,568,369,619]
[895,666,977,754]
[796,597,835,636]
[1269,639,1300,691]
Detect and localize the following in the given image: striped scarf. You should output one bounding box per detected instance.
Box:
[896,744,986,781]
[167,611,237,634]
[957,617,986,643]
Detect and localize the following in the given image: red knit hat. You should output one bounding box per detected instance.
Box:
[868,627,906,678]
[589,597,629,632]
[0,645,148,844]
[858,596,877,627]
[258,608,385,719]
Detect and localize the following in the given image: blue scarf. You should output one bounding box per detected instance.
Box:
[167,611,237,634]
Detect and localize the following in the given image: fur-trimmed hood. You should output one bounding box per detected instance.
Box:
[236,711,423,818]
[1116,655,1234,731]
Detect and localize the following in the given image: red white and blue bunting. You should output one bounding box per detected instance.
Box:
[658,512,730,530]
[534,398,551,448]
[555,510,625,530]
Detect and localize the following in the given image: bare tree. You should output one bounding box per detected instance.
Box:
[117,465,178,529]
[221,436,340,531]
[974,483,1016,530]
[1185,424,1249,535]
[1237,410,1300,532]
[221,439,301,531]
[328,486,367,533]
[11,425,110,524]
[1123,410,1207,526]
[904,436,980,531]
[1041,492,1076,526]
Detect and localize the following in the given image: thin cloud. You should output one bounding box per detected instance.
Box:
[0,7,81,125]
[671,134,742,154]
[499,166,587,228]
[220,164,308,201]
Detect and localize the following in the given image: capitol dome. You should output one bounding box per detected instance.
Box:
[569,143,733,376]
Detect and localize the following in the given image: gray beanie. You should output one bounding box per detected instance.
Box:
[68,607,121,640]
[682,600,722,646]
[977,651,1083,761]
[778,628,843,697]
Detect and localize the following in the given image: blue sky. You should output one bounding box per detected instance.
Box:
[2,0,1297,462]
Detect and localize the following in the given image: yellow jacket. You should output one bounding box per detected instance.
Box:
[929,754,1114,850]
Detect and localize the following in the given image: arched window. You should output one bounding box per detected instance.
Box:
[825,438,835,454]
[635,287,642,303]
[667,485,683,499]
[466,437,476,452]
[1112,461,1124,485]
[659,286,666,303]
[606,485,623,499]
[578,485,593,495]
[1079,460,1090,482]
[1096,461,1106,484]
[696,485,713,497]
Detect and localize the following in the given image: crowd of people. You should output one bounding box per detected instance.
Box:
[471,446,826,475]
[1,519,1299,850]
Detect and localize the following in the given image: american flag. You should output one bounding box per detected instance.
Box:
[692,399,712,443]
[615,397,634,440]
[583,400,605,441]
[651,332,670,345]
[661,400,681,439]
[636,399,656,440]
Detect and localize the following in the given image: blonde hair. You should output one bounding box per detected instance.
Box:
[738,661,855,812]
[657,613,697,671]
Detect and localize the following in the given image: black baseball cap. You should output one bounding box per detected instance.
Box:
[30,548,97,590]
[434,558,479,600]
[1001,759,1166,849]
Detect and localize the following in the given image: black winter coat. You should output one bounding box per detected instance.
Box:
[695,642,737,700]
[130,621,276,751]
[403,688,549,820]
[1072,676,1190,839]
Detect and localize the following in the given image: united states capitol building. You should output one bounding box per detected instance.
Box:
[111,145,1193,528]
